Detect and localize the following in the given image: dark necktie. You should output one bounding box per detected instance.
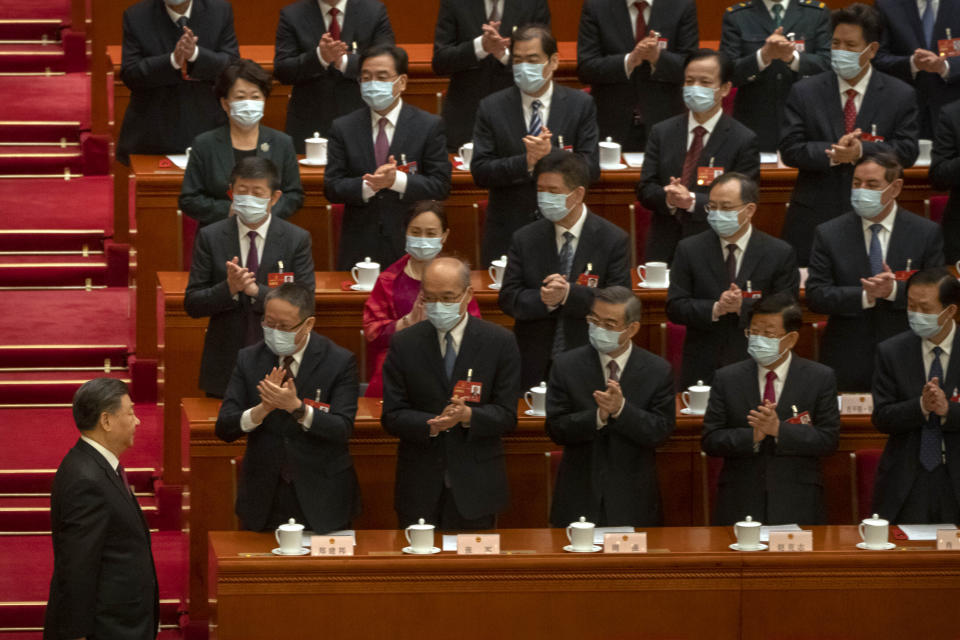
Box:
[772,3,784,28]
[328,7,341,40]
[921,0,935,49]
[844,89,858,135]
[374,117,389,167]
[725,243,738,284]
[681,125,707,189]
[116,464,134,498]
[869,224,884,276]
[529,99,543,136]
[634,1,648,42]
[176,15,187,30]
[763,371,777,404]
[552,231,575,358]
[443,332,457,380]
[488,0,501,22]
[920,346,945,471]
[282,355,296,384]
[244,230,260,346]
[245,230,259,274]
[607,360,620,383]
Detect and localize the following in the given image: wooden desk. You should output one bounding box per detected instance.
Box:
[208,527,960,640]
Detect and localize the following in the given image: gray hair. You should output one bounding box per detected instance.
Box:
[265,282,315,320]
[595,285,642,324]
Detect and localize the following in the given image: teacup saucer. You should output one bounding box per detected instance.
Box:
[349,284,374,292]
[402,546,441,555]
[729,543,767,552]
[298,158,326,167]
[488,283,501,290]
[272,547,310,556]
[637,280,669,289]
[680,408,706,416]
[600,163,628,171]
[524,409,546,417]
[563,544,602,553]
[855,542,896,550]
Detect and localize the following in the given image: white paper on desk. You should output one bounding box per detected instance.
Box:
[302,529,356,547]
[594,526,634,544]
[166,154,189,170]
[442,535,458,551]
[623,152,644,168]
[898,524,958,540]
[760,152,779,165]
[912,158,931,168]
[760,524,801,542]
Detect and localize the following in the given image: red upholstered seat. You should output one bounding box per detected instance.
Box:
[699,451,724,525]
[851,449,884,522]
[928,195,948,225]
[545,450,562,521]
[722,86,737,116]
[633,201,653,264]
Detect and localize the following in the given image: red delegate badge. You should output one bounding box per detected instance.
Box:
[697,167,724,186]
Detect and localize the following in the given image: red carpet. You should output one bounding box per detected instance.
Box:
[0,0,71,21]
[0,176,113,245]
[0,74,90,142]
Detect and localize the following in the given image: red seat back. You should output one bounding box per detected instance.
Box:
[929,195,948,225]
[666,321,686,388]
[700,451,724,525]
[633,201,653,264]
[182,214,198,271]
[722,87,737,116]
[853,449,883,521]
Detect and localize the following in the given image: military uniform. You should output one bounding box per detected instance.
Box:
[720,0,831,151]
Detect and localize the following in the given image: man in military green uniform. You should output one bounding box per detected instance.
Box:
[720,0,832,151]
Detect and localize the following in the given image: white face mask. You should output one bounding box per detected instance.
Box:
[232,194,270,225]
[229,99,265,128]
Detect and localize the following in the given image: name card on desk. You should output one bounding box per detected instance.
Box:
[457,534,500,555]
[311,536,354,557]
[768,531,813,552]
[840,394,873,415]
[603,532,647,553]
[937,530,960,550]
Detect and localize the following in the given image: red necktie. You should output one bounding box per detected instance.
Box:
[328,7,341,41]
[843,89,857,134]
[374,117,389,167]
[634,1,648,42]
[681,126,706,189]
[763,371,777,404]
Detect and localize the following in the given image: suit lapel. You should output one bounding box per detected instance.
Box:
[779,0,804,36]
[499,0,516,33]
[339,0,360,45]
[706,232,730,291]
[667,115,689,176]
[699,115,731,168]
[751,0,775,33]
[744,359,762,408]
[613,0,636,50]
[358,109,377,171]
[736,228,765,287]
[506,87,528,143]
[842,213,873,278]
[214,126,236,183]
[452,317,484,383]
[223,216,243,259]
[775,356,803,419]
[158,0,183,49]
[569,211,596,278]
[388,104,414,161]
[257,219,285,280]
[824,73,846,142]
[942,327,960,397]
[294,333,326,395]
[540,220,561,273]
[76,440,147,535]
[546,86,567,138]
[903,0,927,46]
[855,71,884,135]
[884,207,912,272]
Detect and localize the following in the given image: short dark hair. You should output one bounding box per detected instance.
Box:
[831,3,883,44]
[360,44,409,76]
[215,58,273,100]
[749,292,803,333]
[511,23,557,57]
[684,48,734,85]
[907,267,960,308]
[533,151,591,191]
[711,172,759,205]
[72,378,129,432]
[265,282,315,320]
[594,285,643,325]
[855,150,903,183]
[229,156,280,192]
[404,200,448,232]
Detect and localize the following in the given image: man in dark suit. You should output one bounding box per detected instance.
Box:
[667,172,799,389]
[930,99,960,263]
[779,3,920,265]
[719,0,831,152]
[637,48,761,263]
[325,45,452,270]
[185,157,315,398]
[577,0,699,151]
[117,0,239,165]
[873,267,960,523]
[44,378,158,640]
[383,257,521,530]
[499,152,632,389]
[432,0,551,150]
[702,293,840,525]
[216,283,361,532]
[546,286,675,527]
[807,151,944,392]
[874,0,960,138]
[472,23,600,264]
[274,0,395,152]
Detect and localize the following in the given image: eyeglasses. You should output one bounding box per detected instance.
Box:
[587,315,627,332]
[421,289,467,304]
[262,316,308,332]
[704,203,747,214]
[744,329,784,339]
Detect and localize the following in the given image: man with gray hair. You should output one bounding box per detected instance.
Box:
[545,286,675,527]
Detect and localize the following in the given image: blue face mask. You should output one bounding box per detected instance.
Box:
[360,79,398,111]
[263,325,300,357]
[908,310,945,339]
[850,184,891,219]
[229,99,264,128]
[831,47,867,80]
[747,334,787,367]
[232,194,270,225]
[425,293,465,332]
[513,62,548,94]
[405,235,443,261]
[589,323,625,355]
[537,191,574,222]
[707,206,745,239]
[682,85,717,114]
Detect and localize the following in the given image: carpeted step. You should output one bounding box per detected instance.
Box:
[0,73,88,143]
[0,344,127,369]
[0,253,107,286]
[0,176,112,250]
[0,370,130,406]
[0,43,67,73]
[0,495,161,533]
[0,0,70,41]
[0,143,81,174]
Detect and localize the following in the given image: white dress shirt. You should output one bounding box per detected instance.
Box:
[755,0,801,72]
[241,334,314,432]
[361,99,408,201]
[839,64,872,115]
[521,80,553,129]
[81,436,120,472]
[624,0,655,77]
[711,224,754,321]
[596,342,631,428]
[167,1,199,70]
[687,106,723,152]
[860,205,899,309]
[316,0,349,73]
[237,215,271,270]
[473,0,511,65]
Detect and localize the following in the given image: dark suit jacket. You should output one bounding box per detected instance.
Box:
[875,0,960,138]
[179,125,304,226]
[872,329,960,521]
[638,112,761,263]
[44,439,159,640]
[702,355,840,525]
[779,68,920,265]
[117,0,238,164]
[929,99,960,263]
[472,85,600,264]
[546,344,675,527]
[806,208,944,392]
[216,336,361,532]
[666,227,799,389]
[576,0,699,151]
[431,0,551,149]
[498,211,632,389]
[325,103,451,270]
[184,216,315,396]
[719,0,831,151]
[382,316,522,521]
[274,0,394,151]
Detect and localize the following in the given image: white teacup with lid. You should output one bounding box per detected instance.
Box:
[524,381,547,415]
[405,518,435,553]
[599,136,622,168]
[682,380,711,414]
[275,518,304,554]
[734,515,762,550]
[488,255,507,287]
[305,131,327,164]
[566,516,596,551]
[859,513,890,549]
[351,257,380,290]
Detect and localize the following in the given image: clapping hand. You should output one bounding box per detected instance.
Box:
[540,273,569,307]
[826,129,862,164]
[747,400,780,440]
[481,22,509,58]
[760,27,796,65]
[913,48,947,75]
[860,263,895,303]
[226,257,256,296]
[174,26,198,68]
[716,283,743,316]
[922,377,949,417]
[523,127,552,171]
[664,176,694,211]
[363,154,398,192]
[319,32,348,64]
[594,380,624,422]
